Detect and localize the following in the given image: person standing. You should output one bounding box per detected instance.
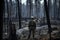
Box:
[27,16,36,40]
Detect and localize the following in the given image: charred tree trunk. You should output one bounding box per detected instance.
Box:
[35,0,40,18]
[6,0,9,34]
[35,0,38,18]
[6,1,11,40]
[9,24,17,40]
[44,0,52,40]
[16,0,21,29]
[54,0,56,20]
[58,0,60,20]
[29,0,32,18]
[27,0,32,18]
[8,0,12,40]
[0,0,4,40]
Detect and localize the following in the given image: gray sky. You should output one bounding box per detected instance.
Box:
[22,0,27,4]
[12,0,44,5]
[21,0,44,4]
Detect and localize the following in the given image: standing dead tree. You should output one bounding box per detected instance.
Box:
[44,0,52,40]
[0,0,4,40]
[16,0,22,29]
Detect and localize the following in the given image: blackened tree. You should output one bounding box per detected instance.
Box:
[44,0,52,40]
[9,23,17,40]
[58,0,60,20]
[0,0,4,40]
[29,0,32,17]
[16,0,22,29]
[35,0,40,18]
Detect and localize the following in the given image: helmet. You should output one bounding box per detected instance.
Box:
[31,16,34,18]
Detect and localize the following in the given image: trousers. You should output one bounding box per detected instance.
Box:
[27,29,35,40]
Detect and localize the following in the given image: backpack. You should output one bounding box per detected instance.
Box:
[28,20,36,30]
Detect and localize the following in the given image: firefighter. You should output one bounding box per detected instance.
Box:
[27,16,36,40]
